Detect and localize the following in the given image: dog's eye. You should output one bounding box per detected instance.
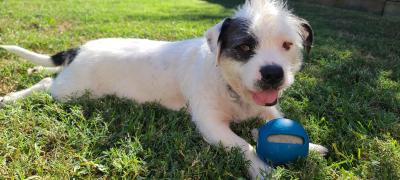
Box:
[282,41,293,51]
[237,44,251,52]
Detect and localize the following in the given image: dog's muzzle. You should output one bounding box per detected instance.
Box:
[251,65,284,106]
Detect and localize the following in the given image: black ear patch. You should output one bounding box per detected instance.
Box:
[217,18,258,63]
[300,22,313,55]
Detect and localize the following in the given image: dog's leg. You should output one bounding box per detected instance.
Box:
[251,106,282,141]
[0,77,53,105]
[309,143,329,156]
[28,66,62,75]
[192,110,271,179]
[261,106,282,121]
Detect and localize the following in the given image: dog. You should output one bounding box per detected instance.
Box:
[0,0,327,178]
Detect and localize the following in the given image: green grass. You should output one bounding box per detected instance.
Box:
[0,0,399,179]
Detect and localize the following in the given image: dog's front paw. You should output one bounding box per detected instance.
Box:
[251,128,259,142]
[309,143,329,156]
[246,150,271,180]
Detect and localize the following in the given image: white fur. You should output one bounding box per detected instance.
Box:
[0,45,54,67]
[28,66,62,75]
[0,0,326,178]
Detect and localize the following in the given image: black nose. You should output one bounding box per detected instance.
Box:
[259,65,284,88]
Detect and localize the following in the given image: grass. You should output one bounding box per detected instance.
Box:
[0,0,399,179]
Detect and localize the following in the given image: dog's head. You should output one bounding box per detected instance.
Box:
[205,0,313,106]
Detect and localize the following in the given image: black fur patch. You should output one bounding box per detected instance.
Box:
[300,22,313,55]
[51,48,80,66]
[217,18,258,62]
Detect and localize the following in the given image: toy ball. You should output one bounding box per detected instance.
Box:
[256,118,309,165]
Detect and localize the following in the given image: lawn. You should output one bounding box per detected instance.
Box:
[0,0,399,179]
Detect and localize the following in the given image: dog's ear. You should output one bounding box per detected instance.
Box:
[205,18,232,63]
[205,20,224,53]
[298,19,313,55]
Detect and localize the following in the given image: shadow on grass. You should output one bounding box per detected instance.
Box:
[286,1,400,140]
[123,13,228,22]
[61,95,249,178]
[202,0,244,9]
[277,1,400,179]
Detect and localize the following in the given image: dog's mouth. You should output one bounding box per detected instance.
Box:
[251,89,279,106]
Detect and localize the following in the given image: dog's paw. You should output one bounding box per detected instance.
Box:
[0,94,15,105]
[251,128,259,142]
[246,151,271,180]
[27,66,42,75]
[309,143,329,156]
[0,96,5,107]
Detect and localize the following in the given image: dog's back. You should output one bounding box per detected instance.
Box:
[0,38,208,109]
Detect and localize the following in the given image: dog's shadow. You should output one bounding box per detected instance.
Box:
[40,94,250,178]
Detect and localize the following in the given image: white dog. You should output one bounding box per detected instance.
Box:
[0,0,327,178]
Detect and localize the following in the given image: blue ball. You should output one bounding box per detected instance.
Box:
[256,118,309,165]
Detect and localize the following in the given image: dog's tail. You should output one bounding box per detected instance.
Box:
[0,45,79,67]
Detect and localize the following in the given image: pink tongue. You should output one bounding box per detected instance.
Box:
[252,90,279,105]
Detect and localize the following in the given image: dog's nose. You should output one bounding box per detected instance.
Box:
[259,65,284,88]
